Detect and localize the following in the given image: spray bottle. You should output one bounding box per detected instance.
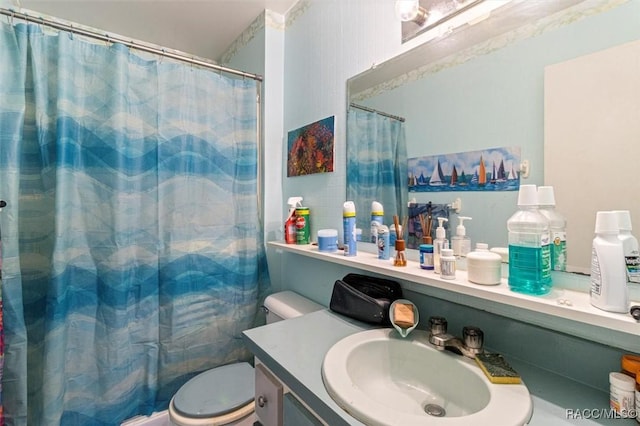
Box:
[343,201,357,257]
[285,197,303,244]
[370,201,384,244]
[451,216,472,258]
[433,217,448,274]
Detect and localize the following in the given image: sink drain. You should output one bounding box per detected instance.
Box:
[424,403,446,417]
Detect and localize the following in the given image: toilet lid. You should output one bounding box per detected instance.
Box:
[173,362,255,419]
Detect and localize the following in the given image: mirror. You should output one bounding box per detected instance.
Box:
[347,0,640,273]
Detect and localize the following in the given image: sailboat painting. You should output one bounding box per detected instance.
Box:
[408,146,520,192]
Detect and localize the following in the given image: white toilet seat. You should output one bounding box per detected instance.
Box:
[169,399,254,426]
[169,362,255,426]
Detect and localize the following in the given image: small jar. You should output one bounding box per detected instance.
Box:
[440,248,456,280]
[419,244,434,270]
[317,229,338,252]
[467,243,502,285]
[610,372,636,418]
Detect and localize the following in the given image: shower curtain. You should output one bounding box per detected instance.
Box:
[347,106,408,239]
[0,19,268,425]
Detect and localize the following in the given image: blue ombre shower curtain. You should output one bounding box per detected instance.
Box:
[0,19,268,425]
[347,106,408,239]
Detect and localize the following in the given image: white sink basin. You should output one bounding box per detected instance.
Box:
[322,328,532,426]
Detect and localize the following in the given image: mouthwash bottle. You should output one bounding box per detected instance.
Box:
[538,186,567,272]
[507,185,552,295]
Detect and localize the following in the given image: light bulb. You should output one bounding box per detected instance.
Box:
[395,0,420,22]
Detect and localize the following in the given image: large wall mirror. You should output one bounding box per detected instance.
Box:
[346,0,640,274]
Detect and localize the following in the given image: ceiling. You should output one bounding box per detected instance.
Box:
[17,0,299,61]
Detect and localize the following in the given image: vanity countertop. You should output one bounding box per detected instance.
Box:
[243,309,636,426]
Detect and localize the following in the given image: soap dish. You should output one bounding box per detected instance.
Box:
[389,299,419,338]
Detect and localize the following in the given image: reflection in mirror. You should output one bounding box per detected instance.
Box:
[346,0,640,273]
[399,0,510,44]
[346,104,407,242]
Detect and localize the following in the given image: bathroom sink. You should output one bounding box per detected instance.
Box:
[321,328,532,426]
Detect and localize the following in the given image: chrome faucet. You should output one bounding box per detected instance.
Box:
[427,316,484,359]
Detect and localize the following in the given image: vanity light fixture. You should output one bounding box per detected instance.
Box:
[399,0,513,44]
[395,0,428,26]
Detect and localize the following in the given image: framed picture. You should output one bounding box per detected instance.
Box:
[287,116,335,177]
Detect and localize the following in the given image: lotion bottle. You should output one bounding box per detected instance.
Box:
[433,217,448,274]
[451,216,472,258]
[591,211,628,313]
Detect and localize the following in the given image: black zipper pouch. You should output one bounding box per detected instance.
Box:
[329,273,403,325]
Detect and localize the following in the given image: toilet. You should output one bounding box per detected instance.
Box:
[168,291,323,426]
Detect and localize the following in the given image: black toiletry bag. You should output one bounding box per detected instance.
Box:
[329,273,403,325]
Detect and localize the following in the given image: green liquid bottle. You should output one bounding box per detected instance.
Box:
[508,185,552,295]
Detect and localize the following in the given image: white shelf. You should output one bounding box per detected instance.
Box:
[269,241,640,353]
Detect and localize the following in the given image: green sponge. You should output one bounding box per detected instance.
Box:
[475,352,522,384]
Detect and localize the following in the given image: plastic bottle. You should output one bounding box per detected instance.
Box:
[538,186,567,272]
[285,196,303,244]
[507,184,552,295]
[440,248,456,280]
[433,217,448,274]
[343,201,357,257]
[419,244,434,270]
[591,211,628,313]
[613,210,640,284]
[451,216,472,258]
[370,201,384,244]
[610,372,636,418]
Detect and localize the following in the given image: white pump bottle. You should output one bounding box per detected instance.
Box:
[433,217,448,274]
[451,216,472,258]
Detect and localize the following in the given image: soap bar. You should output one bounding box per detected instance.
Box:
[475,352,521,384]
[393,303,415,328]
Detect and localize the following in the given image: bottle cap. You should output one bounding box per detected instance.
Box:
[343,201,356,217]
[475,243,489,250]
[594,211,618,234]
[613,210,632,231]
[610,372,635,392]
[621,354,640,376]
[371,201,384,216]
[537,186,556,206]
[517,184,538,207]
[441,248,454,257]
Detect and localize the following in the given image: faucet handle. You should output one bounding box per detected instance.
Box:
[428,316,448,335]
[462,326,484,351]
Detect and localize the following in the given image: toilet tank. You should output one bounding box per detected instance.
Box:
[263,291,323,324]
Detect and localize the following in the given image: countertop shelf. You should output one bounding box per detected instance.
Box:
[269,241,640,352]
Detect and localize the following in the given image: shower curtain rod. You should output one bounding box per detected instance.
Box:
[349,103,405,122]
[0,7,263,82]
